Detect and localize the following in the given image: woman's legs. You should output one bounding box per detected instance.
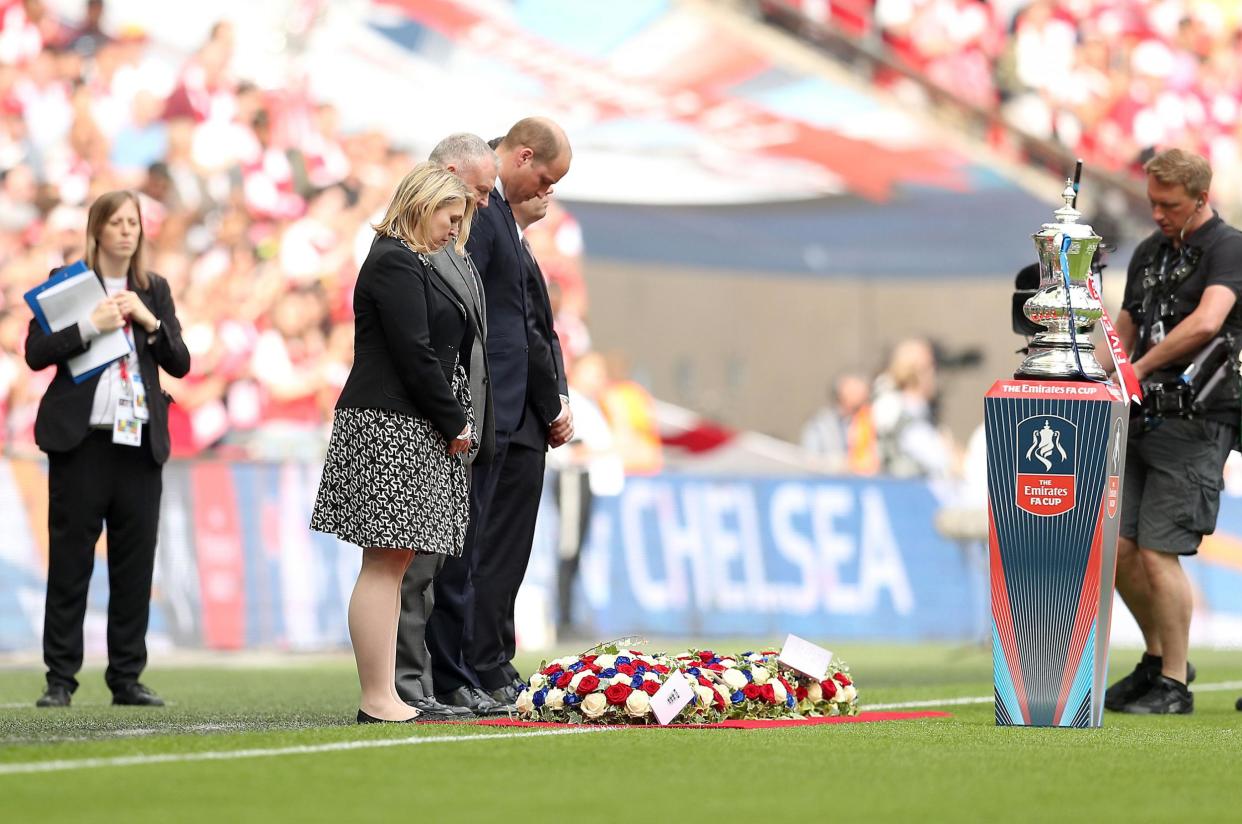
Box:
[349,547,418,720]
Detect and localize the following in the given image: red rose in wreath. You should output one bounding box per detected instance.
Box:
[820,679,838,699]
[641,680,660,696]
[576,675,600,695]
[743,683,761,700]
[833,672,852,686]
[604,683,632,706]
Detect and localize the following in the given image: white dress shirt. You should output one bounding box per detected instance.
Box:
[83,275,135,426]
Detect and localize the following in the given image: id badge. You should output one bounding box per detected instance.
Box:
[113,398,143,447]
[1151,320,1166,344]
[130,369,150,422]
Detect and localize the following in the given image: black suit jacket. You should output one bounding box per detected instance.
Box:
[24,270,191,464]
[336,235,473,441]
[512,243,568,450]
[465,189,564,445]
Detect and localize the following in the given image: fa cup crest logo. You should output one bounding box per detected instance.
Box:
[1015,416,1077,516]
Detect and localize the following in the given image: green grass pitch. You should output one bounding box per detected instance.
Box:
[1,643,1239,822]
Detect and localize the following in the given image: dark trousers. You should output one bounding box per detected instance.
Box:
[395,551,446,701]
[44,430,162,693]
[554,469,594,628]
[427,434,545,693]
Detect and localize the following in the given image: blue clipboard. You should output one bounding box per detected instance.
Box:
[22,260,128,384]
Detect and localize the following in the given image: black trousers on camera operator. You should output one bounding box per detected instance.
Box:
[1106,149,1242,715]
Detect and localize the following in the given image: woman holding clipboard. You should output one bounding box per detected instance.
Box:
[26,190,190,709]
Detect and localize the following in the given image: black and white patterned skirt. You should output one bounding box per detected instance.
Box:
[310,366,474,555]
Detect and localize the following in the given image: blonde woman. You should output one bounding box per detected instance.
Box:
[26,190,190,709]
[311,163,478,723]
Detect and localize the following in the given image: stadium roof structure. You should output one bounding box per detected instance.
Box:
[324,0,1054,278]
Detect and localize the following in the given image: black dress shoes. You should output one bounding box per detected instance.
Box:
[356,708,427,724]
[36,684,71,708]
[111,683,165,707]
[490,683,522,706]
[404,696,472,720]
[437,686,512,716]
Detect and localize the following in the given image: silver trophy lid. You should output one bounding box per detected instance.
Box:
[1036,179,1096,239]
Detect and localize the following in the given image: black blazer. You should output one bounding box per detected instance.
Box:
[512,242,568,451]
[336,235,472,441]
[465,189,564,441]
[25,270,191,464]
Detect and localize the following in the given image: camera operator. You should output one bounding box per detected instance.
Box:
[1106,148,1242,715]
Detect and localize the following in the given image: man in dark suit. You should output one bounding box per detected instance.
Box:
[393,133,499,719]
[428,118,573,711]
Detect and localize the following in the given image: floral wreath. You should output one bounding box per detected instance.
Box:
[515,642,858,725]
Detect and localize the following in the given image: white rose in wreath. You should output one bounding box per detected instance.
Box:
[515,690,535,715]
[581,692,608,719]
[529,673,546,690]
[569,671,590,691]
[643,672,660,682]
[807,682,823,703]
[772,680,788,703]
[751,667,771,685]
[722,668,748,691]
[594,654,617,670]
[694,685,715,708]
[839,684,857,704]
[610,674,632,686]
[714,684,732,705]
[545,688,566,710]
[625,690,651,717]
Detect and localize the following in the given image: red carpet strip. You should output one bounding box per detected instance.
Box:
[478,710,950,729]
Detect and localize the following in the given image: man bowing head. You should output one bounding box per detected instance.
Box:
[427,117,574,712]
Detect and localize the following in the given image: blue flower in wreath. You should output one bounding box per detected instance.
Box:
[742,651,754,657]
[744,670,754,683]
[615,656,631,666]
[533,689,549,708]
[630,675,645,689]
[634,664,647,675]
[687,667,701,677]
[564,693,581,706]
[785,693,796,708]
[568,662,584,672]
[709,657,721,664]
[599,668,618,679]
[731,691,744,704]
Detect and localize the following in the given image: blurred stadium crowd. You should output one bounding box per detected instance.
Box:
[771,0,1242,213]
[8,0,1242,477]
[0,1,674,465]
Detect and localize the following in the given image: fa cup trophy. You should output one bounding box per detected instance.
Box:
[984,166,1129,727]
[1015,179,1105,380]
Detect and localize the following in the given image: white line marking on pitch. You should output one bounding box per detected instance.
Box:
[0,727,614,775]
[865,679,1242,711]
[4,680,1241,773]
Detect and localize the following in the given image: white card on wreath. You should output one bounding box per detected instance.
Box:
[651,670,694,725]
[778,634,833,681]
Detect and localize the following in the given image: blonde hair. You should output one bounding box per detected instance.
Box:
[373,162,475,254]
[1145,148,1212,199]
[85,190,149,289]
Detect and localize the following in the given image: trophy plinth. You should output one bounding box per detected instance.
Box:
[1015,181,1106,381]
